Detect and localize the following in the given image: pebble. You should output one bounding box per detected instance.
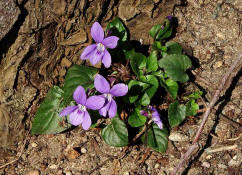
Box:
[65,171,72,175]
[81,147,87,154]
[169,132,189,142]
[218,164,227,169]
[154,163,160,169]
[228,155,241,167]
[206,155,212,160]
[26,170,40,175]
[31,142,38,148]
[123,172,129,175]
[49,164,58,169]
[213,61,223,69]
[202,162,210,168]
[66,149,80,160]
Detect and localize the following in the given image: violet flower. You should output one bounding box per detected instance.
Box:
[94,74,128,118]
[166,15,173,20]
[80,22,119,68]
[59,86,105,130]
[141,106,163,129]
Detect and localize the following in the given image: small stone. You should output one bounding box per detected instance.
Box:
[65,171,72,175]
[228,155,241,167]
[202,162,210,168]
[81,147,87,154]
[57,169,63,175]
[153,0,160,3]
[154,163,160,169]
[26,170,40,175]
[206,155,212,160]
[66,149,80,160]
[31,142,38,148]
[169,132,189,142]
[218,164,227,169]
[216,32,225,40]
[213,61,223,69]
[123,172,130,175]
[49,164,58,169]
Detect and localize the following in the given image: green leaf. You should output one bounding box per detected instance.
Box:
[102,117,129,147]
[130,52,147,77]
[188,91,203,100]
[147,51,158,72]
[168,101,186,128]
[106,18,128,42]
[158,54,192,82]
[156,20,172,40]
[141,124,168,153]
[128,108,147,127]
[149,24,162,38]
[63,65,98,105]
[165,41,182,54]
[128,80,150,103]
[160,78,178,99]
[149,20,172,41]
[31,86,71,134]
[152,41,163,51]
[139,92,150,106]
[186,99,199,116]
[145,75,159,96]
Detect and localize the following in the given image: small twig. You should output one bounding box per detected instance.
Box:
[171,53,242,175]
[227,133,242,141]
[205,144,238,154]
[132,119,153,143]
[0,133,29,169]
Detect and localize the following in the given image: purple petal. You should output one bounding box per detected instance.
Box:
[108,99,117,118]
[166,15,173,20]
[85,95,105,110]
[89,49,104,65]
[99,100,111,117]
[152,108,160,118]
[80,44,96,60]
[110,83,128,97]
[82,111,92,130]
[155,120,163,129]
[102,49,111,68]
[101,36,119,49]
[94,74,110,93]
[91,22,104,43]
[60,106,78,117]
[69,109,84,126]
[73,86,86,105]
[140,110,148,117]
[151,110,163,129]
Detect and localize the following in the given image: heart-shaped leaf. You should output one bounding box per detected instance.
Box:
[160,78,178,99]
[168,101,186,128]
[144,75,159,99]
[147,51,158,72]
[165,41,182,54]
[158,54,192,82]
[106,18,128,42]
[31,86,71,134]
[141,124,168,153]
[128,108,147,127]
[63,65,98,105]
[102,117,129,147]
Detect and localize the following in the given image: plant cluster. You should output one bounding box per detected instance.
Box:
[31,17,201,153]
